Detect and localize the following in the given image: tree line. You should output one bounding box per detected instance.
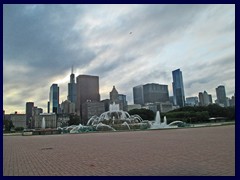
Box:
[128,104,235,124]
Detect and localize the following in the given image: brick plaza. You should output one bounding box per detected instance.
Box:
[3,125,235,176]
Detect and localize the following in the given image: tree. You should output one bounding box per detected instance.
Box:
[225,107,235,120]
[68,114,81,126]
[128,109,155,120]
[3,120,14,132]
[207,104,224,117]
[15,127,24,132]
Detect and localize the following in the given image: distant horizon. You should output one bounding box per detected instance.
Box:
[3,4,235,114]
[3,70,234,114]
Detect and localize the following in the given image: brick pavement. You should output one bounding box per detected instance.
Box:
[3,125,235,176]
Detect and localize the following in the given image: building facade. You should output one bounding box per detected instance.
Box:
[26,102,34,128]
[133,83,169,105]
[82,101,105,124]
[186,97,199,106]
[10,114,26,128]
[31,106,43,128]
[216,85,227,107]
[133,85,144,105]
[49,84,59,114]
[109,86,128,111]
[172,69,185,107]
[229,94,235,107]
[127,104,142,111]
[110,86,119,103]
[198,91,212,106]
[142,102,173,113]
[76,75,100,119]
[34,113,57,129]
[143,83,169,104]
[61,100,75,114]
[101,99,110,112]
[118,94,128,111]
[67,67,77,107]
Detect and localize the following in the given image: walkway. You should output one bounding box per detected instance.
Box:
[3,125,235,176]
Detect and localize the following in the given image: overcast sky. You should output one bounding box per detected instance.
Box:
[3,4,235,114]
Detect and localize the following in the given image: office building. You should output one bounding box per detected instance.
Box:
[67,67,77,106]
[169,96,174,105]
[34,113,57,129]
[31,106,43,128]
[10,114,26,128]
[118,94,128,111]
[143,83,169,104]
[198,91,212,106]
[109,86,128,111]
[133,85,144,105]
[110,86,119,103]
[172,69,185,107]
[26,102,34,128]
[142,102,173,113]
[216,85,227,107]
[186,97,199,106]
[229,94,235,107]
[82,101,105,124]
[127,104,142,111]
[133,83,169,105]
[61,100,75,114]
[208,94,213,104]
[49,84,59,114]
[101,99,110,111]
[76,75,100,119]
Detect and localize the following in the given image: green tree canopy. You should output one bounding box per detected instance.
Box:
[68,114,81,126]
[128,109,155,120]
[3,120,14,131]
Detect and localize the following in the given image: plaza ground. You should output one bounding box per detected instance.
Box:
[3,125,235,176]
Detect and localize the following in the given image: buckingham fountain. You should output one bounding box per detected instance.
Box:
[68,102,150,133]
[63,102,185,134]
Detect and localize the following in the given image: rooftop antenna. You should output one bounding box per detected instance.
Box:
[71,65,74,74]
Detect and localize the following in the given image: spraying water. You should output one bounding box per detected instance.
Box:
[41,117,46,129]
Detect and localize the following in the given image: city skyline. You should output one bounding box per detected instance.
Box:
[3,4,235,113]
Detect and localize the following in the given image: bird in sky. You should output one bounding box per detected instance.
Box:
[129,32,132,34]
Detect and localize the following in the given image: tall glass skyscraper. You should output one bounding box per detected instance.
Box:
[49,84,59,114]
[67,67,77,105]
[172,69,185,107]
[216,85,227,107]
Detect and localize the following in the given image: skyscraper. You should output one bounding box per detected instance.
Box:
[76,75,100,119]
[26,102,34,128]
[110,86,119,103]
[67,66,77,105]
[143,83,169,104]
[109,86,128,111]
[186,97,198,106]
[133,85,144,105]
[216,85,227,107]
[49,84,59,114]
[198,91,212,106]
[133,83,169,105]
[118,94,128,111]
[172,69,185,107]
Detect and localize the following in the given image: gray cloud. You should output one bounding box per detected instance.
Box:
[3,4,235,113]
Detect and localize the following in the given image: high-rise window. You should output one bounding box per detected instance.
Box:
[172,69,185,107]
[49,84,59,114]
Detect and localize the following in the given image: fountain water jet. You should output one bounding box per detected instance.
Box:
[41,117,46,129]
[150,111,168,129]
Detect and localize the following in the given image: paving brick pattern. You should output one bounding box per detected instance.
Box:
[3,125,235,176]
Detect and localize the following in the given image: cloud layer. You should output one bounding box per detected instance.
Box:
[3,4,235,113]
